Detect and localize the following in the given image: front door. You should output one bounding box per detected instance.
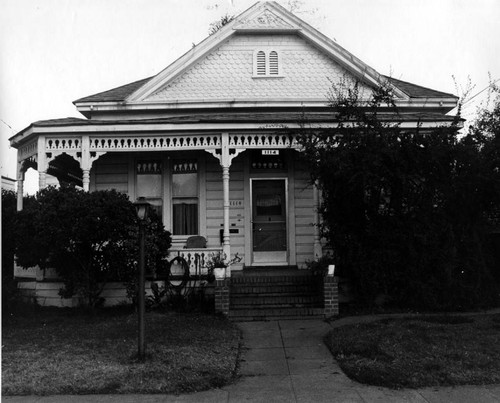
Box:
[251,179,287,265]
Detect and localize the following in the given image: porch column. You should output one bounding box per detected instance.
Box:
[313,181,322,258]
[206,133,244,274]
[37,136,48,190]
[17,166,24,211]
[222,164,230,260]
[82,170,90,191]
[81,135,91,191]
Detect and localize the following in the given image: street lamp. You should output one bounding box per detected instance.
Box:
[134,197,150,361]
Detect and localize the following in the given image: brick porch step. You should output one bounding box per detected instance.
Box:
[229,268,324,321]
[231,294,323,306]
[228,307,324,321]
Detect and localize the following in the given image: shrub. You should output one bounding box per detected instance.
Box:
[295,79,500,311]
[14,186,171,307]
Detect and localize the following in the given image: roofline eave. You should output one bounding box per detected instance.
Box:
[8,118,463,150]
[9,125,35,148]
[74,97,459,115]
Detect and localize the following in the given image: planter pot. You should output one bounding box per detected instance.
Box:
[213,267,226,280]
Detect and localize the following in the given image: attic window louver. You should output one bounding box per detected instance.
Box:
[269,51,278,75]
[256,51,266,75]
[253,49,282,77]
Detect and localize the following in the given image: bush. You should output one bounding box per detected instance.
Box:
[295,79,500,311]
[14,186,171,307]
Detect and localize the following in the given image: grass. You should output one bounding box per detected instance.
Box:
[325,313,500,389]
[2,307,241,395]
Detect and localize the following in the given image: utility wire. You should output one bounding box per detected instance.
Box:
[0,118,16,135]
[462,78,500,106]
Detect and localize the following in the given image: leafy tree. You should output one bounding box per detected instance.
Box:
[2,190,19,310]
[14,186,171,307]
[295,78,499,310]
[2,190,17,274]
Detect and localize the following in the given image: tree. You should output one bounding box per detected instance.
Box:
[15,186,171,307]
[295,78,499,310]
[2,190,20,310]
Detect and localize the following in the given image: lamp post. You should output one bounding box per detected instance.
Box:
[134,197,150,361]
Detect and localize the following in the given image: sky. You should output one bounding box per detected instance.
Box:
[1,0,499,193]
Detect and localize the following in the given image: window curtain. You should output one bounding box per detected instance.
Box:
[173,203,198,235]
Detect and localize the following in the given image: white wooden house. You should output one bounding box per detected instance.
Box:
[9,2,458,316]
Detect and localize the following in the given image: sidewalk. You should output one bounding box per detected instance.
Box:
[4,318,500,402]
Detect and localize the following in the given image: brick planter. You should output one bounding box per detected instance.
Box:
[323,275,339,318]
[215,279,230,316]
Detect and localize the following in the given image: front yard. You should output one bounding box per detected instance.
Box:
[325,313,500,388]
[2,308,241,395]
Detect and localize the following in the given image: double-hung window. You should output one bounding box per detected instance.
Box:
[136,160,163,218]
[172,160,198,235]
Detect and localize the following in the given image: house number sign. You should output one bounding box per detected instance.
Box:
[262,150,279,155]
[230,200,244,207]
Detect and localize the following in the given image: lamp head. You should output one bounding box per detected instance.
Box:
[134,197,150,222]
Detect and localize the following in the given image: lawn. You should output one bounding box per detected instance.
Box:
[2,308,241,395]
[325,313,500,389]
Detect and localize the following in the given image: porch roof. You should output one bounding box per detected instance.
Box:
[10,110,460,146]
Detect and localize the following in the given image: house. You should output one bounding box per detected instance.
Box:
[2,176,16,192]
[9,2,458,317]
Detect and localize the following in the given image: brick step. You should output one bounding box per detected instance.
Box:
[231,291,322,298]
[231,284,320,294]
[229,307,324,321]
[231,303,322,310]
[231,276,319,285]
[231,295,322,306]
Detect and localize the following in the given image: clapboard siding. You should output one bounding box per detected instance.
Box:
[92,153,129,194]
[293,156,315,268]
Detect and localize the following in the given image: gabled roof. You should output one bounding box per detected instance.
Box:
[73,1,458,115]
[122,1,399,104]
[383,76,457,99]
[74,77,153,104]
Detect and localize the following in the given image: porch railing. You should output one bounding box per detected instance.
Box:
[167,248,222,276]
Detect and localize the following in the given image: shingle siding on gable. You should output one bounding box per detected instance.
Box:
[147,34,373,102]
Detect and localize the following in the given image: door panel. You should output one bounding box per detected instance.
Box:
[251,179,287,264]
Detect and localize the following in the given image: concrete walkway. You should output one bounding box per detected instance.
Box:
[4,318,500,402]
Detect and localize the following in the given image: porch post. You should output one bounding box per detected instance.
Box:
[220,133,232,266]
[17,164,25,211]
[313,181,322,258]
[81,135,91,191]
[222,164,230,261]
[37,136,47,190]
[206,133,244,275]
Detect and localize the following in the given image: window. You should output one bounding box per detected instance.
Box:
[253,49,281,77]
[172,160,198,235]
[136,160,163,218]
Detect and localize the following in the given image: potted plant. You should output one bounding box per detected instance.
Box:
[205,252,241,279]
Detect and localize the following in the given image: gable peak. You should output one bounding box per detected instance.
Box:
[233,2,299,32]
